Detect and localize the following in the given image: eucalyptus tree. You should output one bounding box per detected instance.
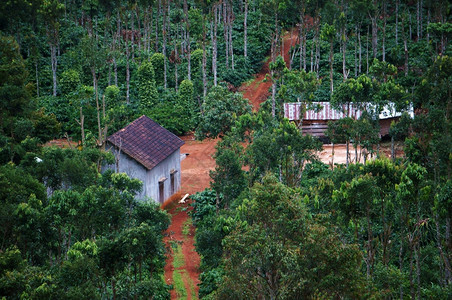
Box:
[38,0,65,96]
[218,175,366,299]
[320,23,336,92]
[268,55,286,118]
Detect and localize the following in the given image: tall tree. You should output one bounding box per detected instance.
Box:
[38,0,65,96]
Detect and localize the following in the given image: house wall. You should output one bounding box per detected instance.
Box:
[146,149,181,203]
[104,142,181,203]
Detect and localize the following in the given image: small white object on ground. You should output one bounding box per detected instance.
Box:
[179,193,190,203]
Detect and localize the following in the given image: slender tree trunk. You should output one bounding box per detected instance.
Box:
[202,21,207,99]
[212,4,218,86]
[131,8,135,61]
[399,241,404,299]
[223,0,229,69]
[346,139,349,168]
[162,0,168,90]
[175,34,179,91]
[315,17,320,75]
[409,240,415,300]
[342,27,347,80]
[155,0,160,52]
[329,40,334,92]
[79,107,85,145]
[402,16,409,76]
[366,26,369,74]
[125,14,131,103]
[271,75,276,118]
[135,6,141,52]
[35,61,39,97]
[382,0,386,61]
[371,15,377,59]
[310,34,314,72]
[391,135,395,161]
[416,0,420,40]
[228,2,234,70]
[244,0,248,58]
[415,242,421,299]
[331,141,334,169]
[358,25,362,74]
[184,0,191,80]
[51,43,58,96]
[396,0,399,45]
[436,215,452,285]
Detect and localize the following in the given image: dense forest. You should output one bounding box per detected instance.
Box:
[0,0,451,299]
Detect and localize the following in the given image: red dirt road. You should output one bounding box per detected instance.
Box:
[240,29,298,111]
[162,134,218,299]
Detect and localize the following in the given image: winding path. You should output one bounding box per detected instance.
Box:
[162,30,297,299]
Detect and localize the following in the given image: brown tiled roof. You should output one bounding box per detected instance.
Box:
[107,115,185,170]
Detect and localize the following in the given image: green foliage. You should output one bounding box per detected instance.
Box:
[137,60,158,111]
[247,118,322,186]
[210,135,247,208]
[196,86,252,139]
[60,69,81,95]
[218,175,366,299]
[150,53,165,87]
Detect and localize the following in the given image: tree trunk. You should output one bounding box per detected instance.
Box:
[415,243,421,299]
[403,16,409,76]
[416,0,420,40]
[329,40,334,92]
[346,139,349,168]
[315,17,320,75]
[51,43,57,96]
[382,0,386,61]
[342,27,347,80]
[175,37,179,91]
[79,107,85,145]
[244,0,248,58]
[409,241,415,300]
[391,135,395,161]
[366,26,369,74]
[399,241,404,299]
[184,0,191,80]
[395,0,399,45]
[35,61,39,97]
[126,35,130,103]
[162,0,168,90]
[202,22,207,99]
[131,8,135,61]
[371,15,377,59]
[271,72,276,118]
[223,0,229,69]
[212,4,218,86]
[331,141,334,169]
[358,25,362,74]
[228,2,234,70]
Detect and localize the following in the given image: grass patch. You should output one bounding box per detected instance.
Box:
[174,269,196,299]
[173,269,187,299]
[173,244,185,269]
[182,218,193,237]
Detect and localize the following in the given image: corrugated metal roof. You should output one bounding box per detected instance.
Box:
[284,102,413,121]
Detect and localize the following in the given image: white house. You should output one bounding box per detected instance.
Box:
[105,115,185,203]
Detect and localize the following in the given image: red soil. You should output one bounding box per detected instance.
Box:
[162,29,305,300]
[163,194,200,300]
[240,29,299,111]
[162,134,218,299]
